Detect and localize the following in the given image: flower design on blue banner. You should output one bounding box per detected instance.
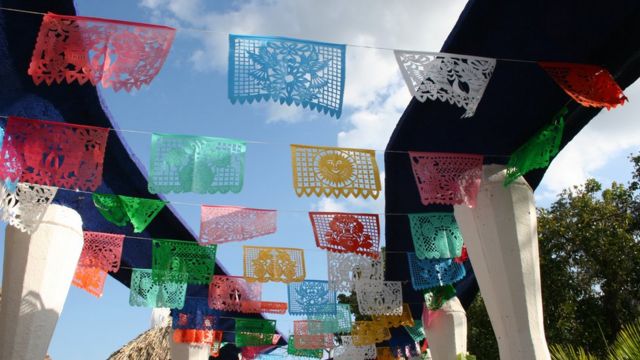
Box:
[287,280,337,316]
[229,34,345,118]
[407,252,466,290]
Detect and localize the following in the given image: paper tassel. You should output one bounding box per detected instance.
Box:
[539,62,627,109]
[72,266,107,298]
[394,51,496,117]
[409,152,483,207]
[148,134,246,194]
[92,193,166,233]
[405,320,425,342]
[372,303,414,328]
[172,329,223,349]
[407,253,466,290]
[0,117,108,191]
[228,34,346,118]
[409,213,463,259]
[243,246,305,283]
[199,205,276,244]
[172,297,218,330]
[152,239,217,285]
[29,13,175,92]
[308,303,353,334]
[327,252,383,292]
[129,268,187,309]
[351,321,391,346]
[293,320,336,349]
[287,280,337,316]
[310,212,380,258]
[334,335,377,360]
[0,182,57,234]
[208,275,261,311]
[504,109,565,185]
[78,231,125,272]
[235,318,276,347]
[355,280,403,316]
[287,336,323,358]
[424,284,457,310]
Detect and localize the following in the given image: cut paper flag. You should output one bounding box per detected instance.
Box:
[234,318,277,347]
[0,182,57,234]
[288,336,323,358]
[242,301,288,315]
[409,152,483,207]
[372,303,414,328]
[355,280,403,316]
[539,62,627,109]
[377,347,397,360]
[77,231,125,272]
[228,34,346,118]
[0,121,19,192]
[129,268,187,309]
[291,144,381,199]
[152,239,217,285]
[327,252,383,292]
[0,117,109,191]
[287,280,337,316]
[405,320,426,342]
[92,193,166,233]
[72,266,107,298]
[199,205,276,244]
[308,303,353,334]
[29,13,176,92]
[243,245,305,283]
[351,321,392,346]
[394,51,496,117]
[424,284,457,310]
[504,108,566,186]
[149,134,246,194]
[409,213,464,259]
[209,275,288,315]
[172,329,223,350]
[407,253,466,291]
[293,320,336,349]
[334,335,376,360]
[171,297,218,330]
[310,212,380,258]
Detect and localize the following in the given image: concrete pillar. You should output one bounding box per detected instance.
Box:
[424,297,467,360]
[0,204,83,360]
[454,165,550,360]
[169,330,211,360]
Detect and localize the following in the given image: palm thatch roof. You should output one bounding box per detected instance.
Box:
[107,326,171,360]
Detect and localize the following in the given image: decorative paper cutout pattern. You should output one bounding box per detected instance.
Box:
[424,284,457,310]
[355,280,403,316]
[293,320,336,349]
[0,182,57,234]
[408,152,483,207]
[229,34,345,118]
[129,268,187,309]
[327,252,383,292]
[29,13,175,92]
[149,134,246,194]
[243,246,305,283]
[539,62,627,109]
[504,109,566,186]
[407,253,466,290]
[405,320,425,342]
[172,329,223,349]
[455,245,469,264]
[291,145,381,199]
[394,51,496,117]
[351,321,391,346]
[241,300,288,315]
[308,303,353,334]
[235,318,276,347]
[287,280,337,316]
[372,303,414,328]
[208,275,261,312]
[0,117,108,191]
[409,213,463,259]
[287,336,324,358]
[377,347,396,360]
[0,123,21,191]
[72,266,107,298]
[199,205,276,244]
[310,212,380,258]
[78,231,125,272]
[334,336,376,360]
[152,239,217,285]
[172,297,218,330]
[92,193,166,233]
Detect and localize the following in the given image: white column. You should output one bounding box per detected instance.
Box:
[424,296,467,360]
[150,307,171,328]
[0,204,83,360]
[454,165,550,360]
[169,331,211,360]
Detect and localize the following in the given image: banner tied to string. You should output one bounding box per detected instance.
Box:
[172,329,223,352]
[539,62,627,109]
[409,212,464,259]
[77,231,125,272]
[327,252,383,292]
[199,205,276,244]
[171,297,218,330]
[407,253,467,290]
[293,320,336,349]
[152,239,217,285]
[92,193,166,233]
[243,246,305,283]
[351,321,392,346]
[209,275,265,312]
[371,303,415,328]
[72,266,107,298]
[291,144,381,199]
[409,152,483,207]
[234,318,277,347]
[355,280,403,316]
[308,303,353,334]
[334,335,376,360]
[29,13,176,92]
[149,134,246,194]
[310,212,380,258]
[0,117,109,191]
[129,268,187,309]
[287,280,337,316]
[394,51,496,118]
[228,34,346,118]
[0,182,57,234]
[504,108,566,186]
[405,320,426,342]
[424,284,457,311]
[287,336,323,358]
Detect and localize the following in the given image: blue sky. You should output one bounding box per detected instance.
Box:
[0,0,639,358]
